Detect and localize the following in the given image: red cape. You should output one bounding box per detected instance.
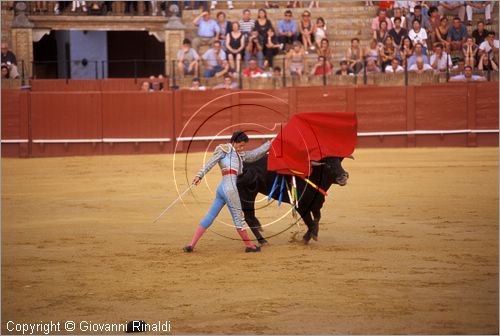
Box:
[268,112,357,177]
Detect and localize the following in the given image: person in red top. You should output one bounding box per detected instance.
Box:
[242,57,266,77]
[310,56,332,75]
[378,1,394,11]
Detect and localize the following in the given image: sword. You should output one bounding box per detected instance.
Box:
[152,184,195,223]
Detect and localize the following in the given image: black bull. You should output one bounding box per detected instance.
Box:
[236,156,349,244]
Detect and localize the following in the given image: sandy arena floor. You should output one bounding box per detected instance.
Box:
[2,147,498,334]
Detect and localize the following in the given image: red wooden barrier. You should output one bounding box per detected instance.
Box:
[1,90,29,157]
[1,82,498,158]
[101,91,174,155]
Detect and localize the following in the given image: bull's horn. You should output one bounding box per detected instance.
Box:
[346,155,355,160]
[310,161,324,166]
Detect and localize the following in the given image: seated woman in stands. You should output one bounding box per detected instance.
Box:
[435,17,451,53]
[317,38,332,67]
[374,20,389,48]
[1,64,10,79]
[364,39,381,66]
[399,36,414,68]
[299,10,316,53]
[314,17,327,50]
[226,21,246,74]
[346,38,363,74]
[264,27,282,70]
[286,41,306,77]
[379,35,396,72]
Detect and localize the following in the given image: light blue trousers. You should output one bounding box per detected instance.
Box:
[200,181,246,229]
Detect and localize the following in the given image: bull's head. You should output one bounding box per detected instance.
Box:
[311,156,351,186]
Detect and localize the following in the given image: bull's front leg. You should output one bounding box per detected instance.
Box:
[299,211,315,244]
[311,208,321,241]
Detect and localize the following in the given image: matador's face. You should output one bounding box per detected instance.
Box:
[233,142,246,153]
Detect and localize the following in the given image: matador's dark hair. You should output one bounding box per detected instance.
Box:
[231,131,249,143]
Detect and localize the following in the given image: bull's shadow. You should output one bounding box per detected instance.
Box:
[237,155,349,245]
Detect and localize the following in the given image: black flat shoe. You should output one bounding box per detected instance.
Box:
[245,246,261,253]
[183,245,193,253]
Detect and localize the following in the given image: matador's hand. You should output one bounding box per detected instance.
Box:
[192,176,202,186]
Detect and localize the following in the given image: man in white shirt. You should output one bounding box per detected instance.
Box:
[409,57,433,73]
[385,58,404,73]
[479,31,499,64]
[430,43,452,72]
[450,65,486,81]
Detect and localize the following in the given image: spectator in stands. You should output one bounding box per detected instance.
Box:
[245,30,265,68]
[33,1,48,13]
[366,59,381,73]
[427,6,441,46]
[140,81,151,91]
[243,57,266,77]
[240,9,255,37]
[395,1,409,15]
[215,59,233,77]
[335,60,354,76]
[479,31,499,64]
[364,39,381,65]
[273,66,282,77]
[346,38,364,74]
[466,1,492,26]
[226,21,245,73]
[1,64,10,79]
[374,21,389,47]
[210,0,234,10]
[213,73,239,89]
[389,16,409,49]
[380,36,397,71]
[450,64,486,80]
[448,17,468,52]
[409,56,433,72]
[430,43,452,71]
[311,56,332,75]
[216,11,231,50]
[202,40,227,78]
[314,17,327,49]
[54,1,68,15]
[385,58,405,72]
[264,27,282,69]
[177,38,200,78]
[452,58,466,73]
[189,77,207,90]
[462,37,478,67]
[309,1,320,8]
[472,21,489,46]
[476,52,494,71]
[192,11,220,52]
[255,8,273,46]
[71,1,87,12]
[399,36,414,66]
[438,1,466,22]
[365,1,374,7]
[478,53,498,71]
[407,5,430,31]
[299,10,316,53]
[286,41,306,77]
[435,17,451,53]
[379,0,395,14]
[278,10,299,48]
[409,20,428,54]
[1,42,19,79]
[317,38,332,67]
[407,42,429,67]
[391,7,407,29]
[371,9,393,33]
